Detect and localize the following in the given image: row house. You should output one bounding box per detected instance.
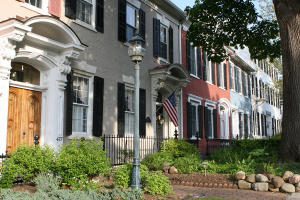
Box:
[0,0,189,155]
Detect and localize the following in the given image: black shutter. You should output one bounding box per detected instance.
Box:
[139,9,146,40]
[223,63,227,89]
[187,102,192,138]
[139,88,146,138]
[93,76,104,137]
[248,75,251,97]
[229,63,232,89]
[264,115,267,136]
[168,26,174,63]
[153,18,160,57]
[197,48,202,79]
[217,64,220,86]
[213,109,217,139]
[186,39,191,73]
[211,62,215,84]
[203,51,207,81]
[65,0,77,19]
[244,114,248,139]
[198,105,203,139]
[65,71,73,136]
[118,0,127,42]
[117,83,125,137]
[96,0,104,33]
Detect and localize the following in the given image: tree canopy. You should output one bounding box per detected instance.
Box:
[187,0,281,62]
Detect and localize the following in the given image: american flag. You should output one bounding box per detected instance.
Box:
[163,92,178,127]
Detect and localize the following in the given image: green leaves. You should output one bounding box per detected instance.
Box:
[188,0,281,62]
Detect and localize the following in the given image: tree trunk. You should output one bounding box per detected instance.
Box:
[273,0,300,161]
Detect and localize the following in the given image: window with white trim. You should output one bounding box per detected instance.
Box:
[72,76,89,134]
[188,97,202,138]
[159,24,168,59]
[77,0,95,25]
[25,0,42,8]
[125,86,135,135]
[207,106,214,139]
[126,3,138,42]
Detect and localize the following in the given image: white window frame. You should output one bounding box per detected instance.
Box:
[206,60,213,84]
[71,73,94,137]
[189,46,198,77]
[124,85,135,136]
[188,95,202,140]
[75,0,96,28]
[22,0,49,15]
[205,101,216,139]
[126,3,138,42]
[230,62,235,91]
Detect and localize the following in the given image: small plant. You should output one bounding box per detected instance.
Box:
[143,171,172,196]
[161,139,199,158]
[141,152,174,171]
[34,173,60,193]
[0,146,55,188]
[173,154,201,174]
[55,139,111,186]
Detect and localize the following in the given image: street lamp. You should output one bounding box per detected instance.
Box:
[128,34,146,189]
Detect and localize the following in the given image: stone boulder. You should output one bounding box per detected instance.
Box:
[238,180,251,190]
[281,183,296,193]
[235,171,246,180]
[269,183,279,192]
[283,171,294,182]
[169,166,178,174]
[163,166,170,173]
[272,176,285,188]
[252,182,269,192]
[267,174,275,181]
[246,174,256,183]
[295,183,300,192]
[255,174,269,182]
[289,174,300,184]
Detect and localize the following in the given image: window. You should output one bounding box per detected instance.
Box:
[189,99,201,138]
[125,87,135,135]
[234,67,240,93]
[72,76,89,134]
[25,0,42,8]
[77,0,93,24]
[190,46,196,75]
[10,62,40,85]
[126,3,138,42]
[207,107,214,139]
[230,63,234,89]
[159,24,168,59]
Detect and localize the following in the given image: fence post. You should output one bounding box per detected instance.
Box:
[174,129,178,140]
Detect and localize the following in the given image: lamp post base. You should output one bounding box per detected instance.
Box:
[131,158,141,189]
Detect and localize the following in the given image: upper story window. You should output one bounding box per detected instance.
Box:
[126,3,138,42]
[72,76,89,134]
[25,0,42,8]
[159,24,168,59]
[77,0,94,25]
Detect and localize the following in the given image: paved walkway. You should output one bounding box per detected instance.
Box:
[172,185,290,200]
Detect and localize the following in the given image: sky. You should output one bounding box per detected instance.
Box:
[170,0,195,11]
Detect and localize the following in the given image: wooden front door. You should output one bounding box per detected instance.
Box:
[7,87,42,153]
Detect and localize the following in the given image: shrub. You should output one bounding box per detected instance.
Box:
[34,173,60,193]
[55,139,111,186]
[161,139,199,158]
[114,164,149,189]
[141,152,174,171]
[173,154,201,174]
[143,171,172,196]
[0,146,55,188]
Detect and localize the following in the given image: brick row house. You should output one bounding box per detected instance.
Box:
[0,0,282,157]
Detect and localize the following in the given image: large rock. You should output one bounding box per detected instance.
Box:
[235,171,246,180]
[269,183,279,192]
[283,171,294,181]
[169,166,178,174]
[255,174,269,182]
[267,174,275,181]
[272,176,285,188]
[246,174,256,183]
[289,174,300,184]
[238,180,251,190]
[252,182,269,192]
[295,183,300,192]
[281,183,296,193]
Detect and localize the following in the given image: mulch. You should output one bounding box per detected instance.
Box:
[166,173,238,189]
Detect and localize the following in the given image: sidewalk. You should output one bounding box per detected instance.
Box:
[172,185,289,200]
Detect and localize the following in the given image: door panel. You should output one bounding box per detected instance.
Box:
[6,87,42,153]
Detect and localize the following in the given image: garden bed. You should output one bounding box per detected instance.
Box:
[166,173,237,189]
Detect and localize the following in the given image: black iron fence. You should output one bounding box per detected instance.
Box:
[102,135,169,165]
[0,151,10,167]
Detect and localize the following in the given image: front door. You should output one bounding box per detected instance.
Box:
[6,87,42,153]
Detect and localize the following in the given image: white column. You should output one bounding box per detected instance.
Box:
[43,63,70,150]
[0,38,16,154]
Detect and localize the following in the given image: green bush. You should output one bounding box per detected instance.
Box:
[0,146,55,188]
[114,164,149,189]
[161,139,199,158]
[34,173,60,193]
[141,152,174,171]
[173,154,201,174]
[143,171,172,196]
[55,139,111,186]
